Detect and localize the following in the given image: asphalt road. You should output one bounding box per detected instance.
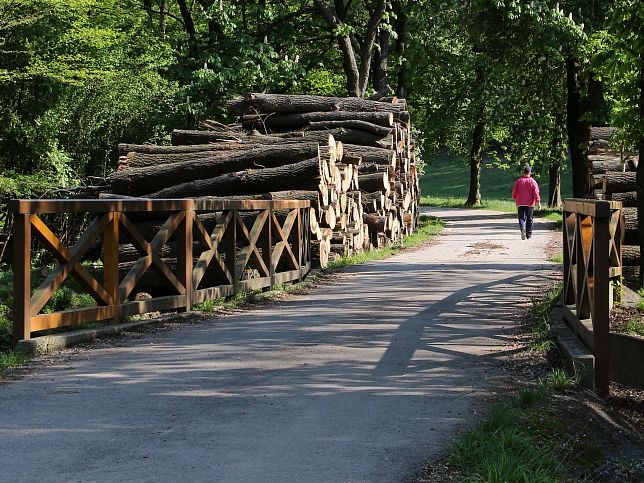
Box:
[0,207,558,482]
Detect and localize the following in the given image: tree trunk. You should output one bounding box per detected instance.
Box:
[548,149,563,208]
[392,0,407,98]
[108,143,323,196]
[566,57,591,198]
[465,115,484,207]
[373,25,390,93]
[148,157,323,198]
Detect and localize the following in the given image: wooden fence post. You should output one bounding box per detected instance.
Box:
[177,209,194,312]
[593,211,610,398]
[12,213,31,346]
[104,211,120,325]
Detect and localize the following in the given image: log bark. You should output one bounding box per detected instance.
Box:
[304,120,393,138]
[242,111,394,130]
[363,213,386,232]
[108,143,323,196]
[622,244,640,266]
[357,163,392,175]
[342,144,395,167]
[589,154,634,174]
[590,127,616,142]
[171,128,385,148]
[603,171,637,195]
[311,237,330,268]
[117,143,235,156]
[609,191,637,206]
[358,172,390,193]
[122,143,303,168]
[227,93,410,123]
[171,130,245,144]
[147,157,323,199]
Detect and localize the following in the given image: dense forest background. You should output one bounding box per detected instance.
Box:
[0,0,641,206]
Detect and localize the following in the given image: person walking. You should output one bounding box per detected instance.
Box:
[512,166,541,240]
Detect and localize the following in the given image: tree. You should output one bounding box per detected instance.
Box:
[312,0,388,97]
[598,0,644,281]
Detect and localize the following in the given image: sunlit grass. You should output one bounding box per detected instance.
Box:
[325,215,445,269]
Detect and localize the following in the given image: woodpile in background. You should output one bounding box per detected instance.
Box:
[587,127,640,268]
[101,93,420,271]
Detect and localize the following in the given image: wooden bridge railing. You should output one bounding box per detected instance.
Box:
[562,199,623,397]
[9,198,311,346]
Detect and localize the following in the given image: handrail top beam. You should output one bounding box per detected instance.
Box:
[8,198,310,214]
[563,198,621,218]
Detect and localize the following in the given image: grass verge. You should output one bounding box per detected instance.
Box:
[326,215,445,269]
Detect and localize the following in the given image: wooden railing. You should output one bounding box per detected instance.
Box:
[9,198,311,346]
[562,199,623,397]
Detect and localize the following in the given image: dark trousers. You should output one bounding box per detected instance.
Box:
[517,206,534,238]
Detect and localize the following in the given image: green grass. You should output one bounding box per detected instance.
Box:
[0,349,32,371]
[420,153,573,203]
[419,154,571,227]
[525,284,562,352]
[325,215,445,269]
[623,318,644,337]
[551,251,564,264]
[448,400,565,482]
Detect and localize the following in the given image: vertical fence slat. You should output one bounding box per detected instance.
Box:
[12,214,31,345]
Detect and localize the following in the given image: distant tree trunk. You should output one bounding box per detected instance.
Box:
[160,0,167,37]
[465,115,484,207]
[373,27,390,92]
[566,57,591,198]
[548,153,562,208]
[393,0,406,98]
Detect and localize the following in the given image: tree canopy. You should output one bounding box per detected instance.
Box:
[0,0,640,204]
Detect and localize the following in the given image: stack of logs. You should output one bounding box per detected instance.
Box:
[101,93,420,270]
[587,127,640,267]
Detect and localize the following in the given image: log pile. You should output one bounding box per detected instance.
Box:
[587,127,640,267]
[102,93,420,270]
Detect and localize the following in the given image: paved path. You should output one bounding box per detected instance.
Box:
[0,208,558,482]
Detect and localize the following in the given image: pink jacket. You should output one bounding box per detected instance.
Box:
[512,176,540,207]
